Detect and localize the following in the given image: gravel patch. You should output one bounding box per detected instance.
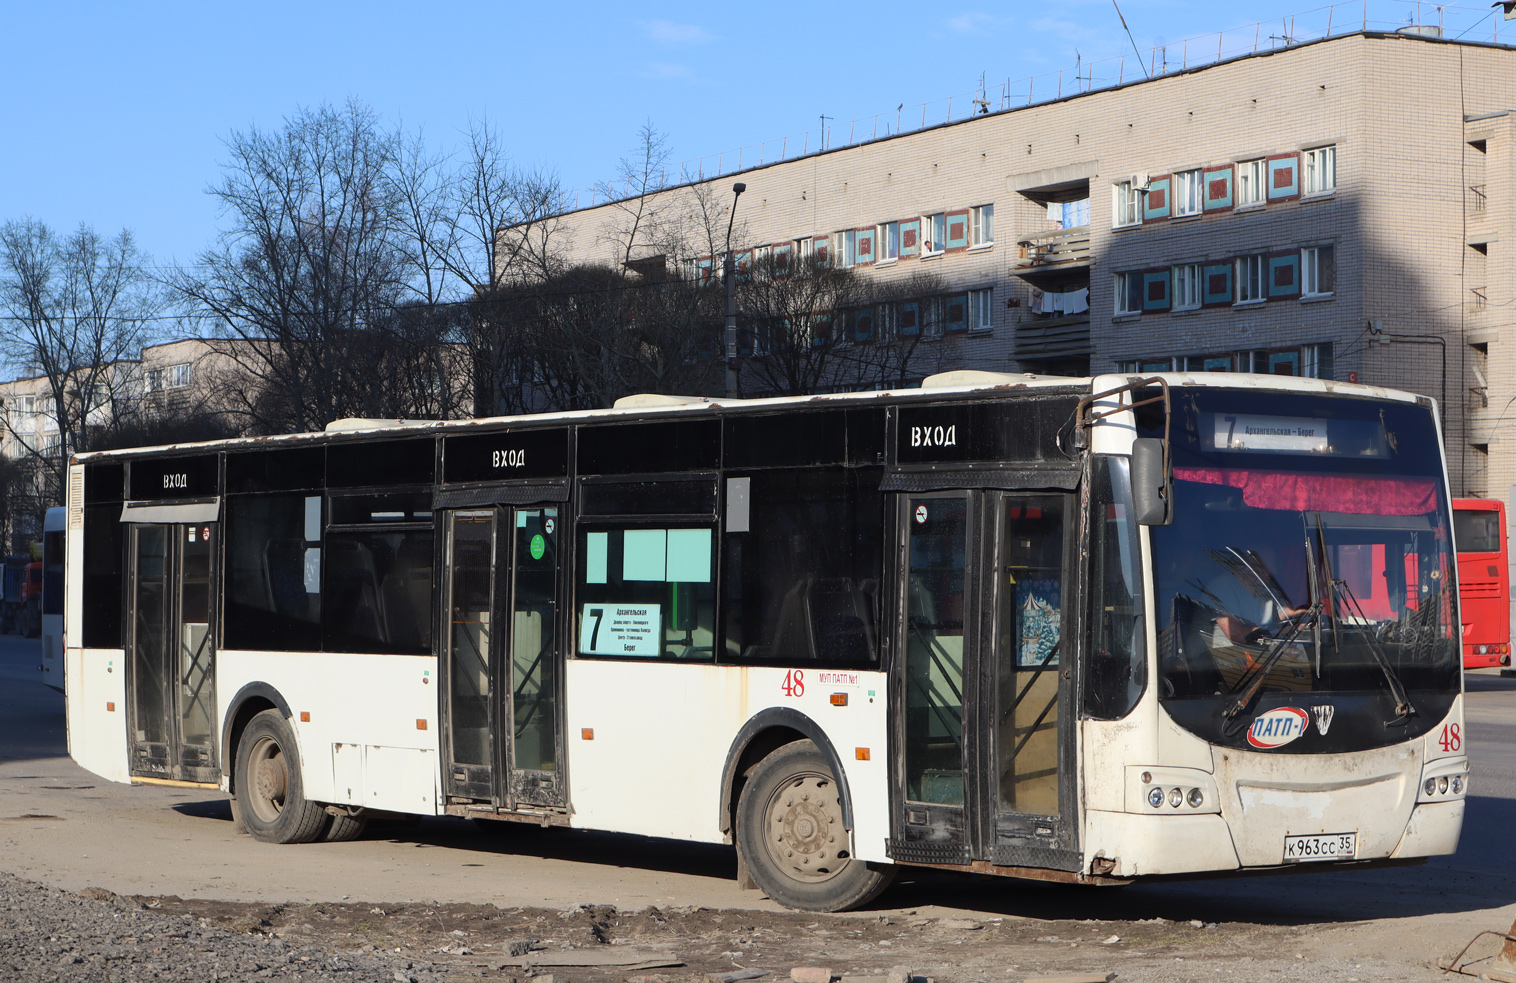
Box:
[0,871,444,982]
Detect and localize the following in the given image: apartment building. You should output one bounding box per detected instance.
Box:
[539,29,1516,499]
[0,338,248,543]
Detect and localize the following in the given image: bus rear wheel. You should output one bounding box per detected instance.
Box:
[736,740,894,912]
[235,710,327,845]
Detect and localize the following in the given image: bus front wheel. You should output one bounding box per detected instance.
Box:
[235,710,328,845]
[736,740,894,912]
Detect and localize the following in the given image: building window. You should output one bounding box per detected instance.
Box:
[145,368,165,394]
[969,288,993,332]
[797,237,814,265]
[1236,159,1265,206]
[1301,342,1334,380]
[1302,245,1335,296]
[1114,272,1143,316]
[1172,263,1202,310]
[1113,181,1140,227]
[1303,145,1336,195]
[835,230,857,268]
[879,221,900,261]
[923,213,946,255]
[166,363,192,389]
[1052,198,1091,228]
[1174,169,1203,217]
[1236,254,1266,303]
[970,204,995,246]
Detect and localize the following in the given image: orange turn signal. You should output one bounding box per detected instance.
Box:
[416,719,428,731]
[856,747,871,761]
[106,702,115,712]
[830,693,848,706]
[300,711,310,722]
[582,728,594,740]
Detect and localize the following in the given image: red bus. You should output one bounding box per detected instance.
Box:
[1454,498,1510,669]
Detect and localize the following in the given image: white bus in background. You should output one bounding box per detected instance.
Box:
[61,373,1466,910]
[39,506,64,691]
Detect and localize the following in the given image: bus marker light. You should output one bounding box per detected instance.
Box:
[106,702,114,712]
[1188,788,1204,808]
[300,711,310,722]
[1147,787,1165,808]
[831,693,848,706]
[1168,788,1183,808]
[416,719,427,731]
[856,748,870,760]
[582,728,594,740]
[1140,771,1152,783]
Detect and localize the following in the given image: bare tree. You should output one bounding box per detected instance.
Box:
[0,219,161,500]
[172,101,425,433]
[738,259,946,396]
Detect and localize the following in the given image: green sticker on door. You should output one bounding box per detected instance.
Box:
[530,533,546,560]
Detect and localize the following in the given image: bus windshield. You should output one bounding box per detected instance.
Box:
[1147,391,1459,752]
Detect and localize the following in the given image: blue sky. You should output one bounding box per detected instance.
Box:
[0,1,1502,271]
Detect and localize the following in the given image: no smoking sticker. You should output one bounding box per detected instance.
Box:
[914,504,928,525]
[544,518,555,535]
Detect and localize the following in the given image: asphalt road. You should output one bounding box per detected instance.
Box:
[1,634,1511,971]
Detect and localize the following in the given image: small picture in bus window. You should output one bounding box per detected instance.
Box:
[1017,579,1060,667]
[579,603,662,657]
[577,526,716,660]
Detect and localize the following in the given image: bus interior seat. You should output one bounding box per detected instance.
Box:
[381,537,434,649]
[262,539,308,618]
[326,539,386,643]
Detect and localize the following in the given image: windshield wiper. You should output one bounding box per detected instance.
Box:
[1312,513,1344,672]
[1221,607,1315,735]
[1303,517,1324,678]
[1334,576,1417,726]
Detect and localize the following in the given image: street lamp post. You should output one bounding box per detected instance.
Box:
[724,182,747,399]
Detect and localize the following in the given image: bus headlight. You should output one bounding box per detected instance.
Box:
[1187,787,1204,808]
[1424,778,1438,797]
[1452,776,1465,795]
[1168,788,1183,808]
[1148,787,1165,808]
[1438,777,1449,794]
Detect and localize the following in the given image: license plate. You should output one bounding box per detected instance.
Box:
[1283,832,1357,862]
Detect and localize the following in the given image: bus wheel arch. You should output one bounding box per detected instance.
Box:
[719,709,856,843]
[733,737,893,911]
[222,682,294,788]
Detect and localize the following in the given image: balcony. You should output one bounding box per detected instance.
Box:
[1015,314,1091,363]
[1012,226,1092,278]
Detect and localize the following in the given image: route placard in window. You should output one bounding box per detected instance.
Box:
[580,604,662,656]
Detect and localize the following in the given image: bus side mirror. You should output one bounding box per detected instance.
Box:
[1131,438,1172,526]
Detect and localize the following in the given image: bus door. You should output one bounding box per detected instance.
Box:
[442,506,564,809]
[892,490,1079,870]
[127,522,218,783]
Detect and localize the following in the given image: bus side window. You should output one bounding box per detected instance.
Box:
[225,494,322,651]
[1084,456,1147,719]
[722,468,883,665]
[576,525,716,661]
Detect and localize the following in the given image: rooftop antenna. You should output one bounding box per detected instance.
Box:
[1270,17,1297,45]
[1112,0,1150,78]
[973,72,991,114]
[819,114,833,150]
[1075,50,1094,90]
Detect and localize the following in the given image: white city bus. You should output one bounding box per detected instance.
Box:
[62,372,1466,910]
[40,505,65,690]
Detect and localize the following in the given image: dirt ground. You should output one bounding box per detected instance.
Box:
[109,884,1466,983]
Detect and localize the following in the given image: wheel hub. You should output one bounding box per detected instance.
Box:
[769,775,842,881]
